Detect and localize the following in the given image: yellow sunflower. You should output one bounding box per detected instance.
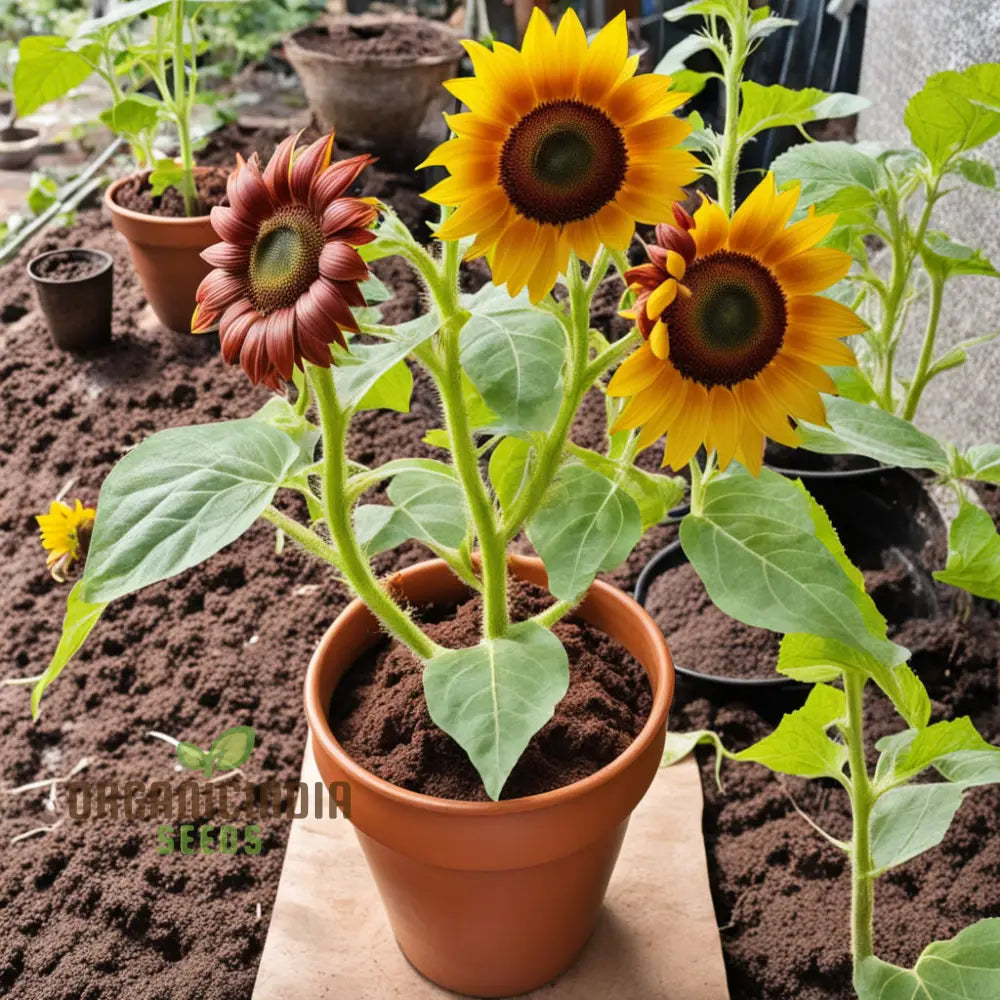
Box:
[421,8,700,301]
[36,499,95,583]
[609,172,865,473]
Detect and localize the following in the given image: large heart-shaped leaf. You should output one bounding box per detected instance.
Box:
[934,501,1000,600]
[681,467,907,666]
[459,286,566,433]
[527,464,642,601]
[870,783,964,871]
[423,621,570,800]
[856,919,1000,999]
[14,36,99,118]
[82,419,299,604]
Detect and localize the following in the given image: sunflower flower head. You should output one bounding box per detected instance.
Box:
[193,131,378,389]
[421,8,700,301]
[36,499,96,583]
[609,172,866,473]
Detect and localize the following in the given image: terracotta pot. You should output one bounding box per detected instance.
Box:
[27,248,113,351]
[104,170,218,334]
[305,556,674,997]
[284,15,463,160]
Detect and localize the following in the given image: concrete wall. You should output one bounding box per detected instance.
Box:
[857,0,1000,447]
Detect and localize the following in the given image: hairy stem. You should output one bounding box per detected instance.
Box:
[844,672,876,969]
[714,4,749,216]
[310,365,441,658]
[900,272,944,421]
[170,0,197,216]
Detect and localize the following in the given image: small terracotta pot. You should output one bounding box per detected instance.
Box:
[285,15,463,160]
[305,556,674,997]
[27,248,113,351]
[104,170,218,334]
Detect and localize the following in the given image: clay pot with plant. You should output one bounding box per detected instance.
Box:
[14,0,232,333]
[28,7,1000,999]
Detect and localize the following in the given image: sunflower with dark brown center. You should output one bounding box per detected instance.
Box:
[192,132,377,389]
[609,173,866,473]
[420,8,700,302]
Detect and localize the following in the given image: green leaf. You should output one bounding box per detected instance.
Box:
[355,354,412,413]
[208,725,256,774]
[771,140,881,211]
[26,173,59,217]
[99,93,160,138]
[664,0,742,21]
[355,461,465,555]
[661,729,730,790]
[14,36,99,118]
[933,501,1000,600]
[680,467,907,666]
[527,464,642,602]
[77,0,171,34]
[734,684,848,779]
[926,331,1000,380]
[936,751,1000,788]
[747,14,797,41]
[654,32,715,76]
[922,232,1000,279]
[882,718,997,785]
[176,742,207,771]
[148,159,186,198]
[488,437,532,513]
[333,313,438,410]
[856,919,1000,1000]
[31,581,107,719]
[571,446,684,530]
[870,783,964,870]
[737,82,869,142]
[961,443,1000,483]
[796,395,950,472]
[459,287,566,433]
[956,157,997,188]
[423,621,570,800]
[251,396,319,474]
[82,419,299,604]
[905,68,1000,170]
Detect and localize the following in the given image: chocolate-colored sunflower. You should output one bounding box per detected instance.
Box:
[193,132,377,389]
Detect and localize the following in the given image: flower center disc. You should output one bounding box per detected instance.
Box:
[249,207,324,314]
[499,100,628,225]
[666,251,787,387]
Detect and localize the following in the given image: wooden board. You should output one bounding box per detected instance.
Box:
[253,743,729,1000]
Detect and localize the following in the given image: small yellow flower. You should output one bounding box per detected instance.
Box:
[36,499,96,583]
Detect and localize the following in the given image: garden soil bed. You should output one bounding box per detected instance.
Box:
[1,118,999,1000]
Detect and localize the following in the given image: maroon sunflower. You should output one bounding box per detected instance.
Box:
[192,132,378,389]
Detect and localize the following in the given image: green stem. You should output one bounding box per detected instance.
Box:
[530,598,576,629]
[584,327,639,385]
[310,365,441,659]
[170,0,196,216]
[261,506,342,569]
[714,5,749,216]
[900,272,944,421]
[844,672,876,970]
[502,254,594,539]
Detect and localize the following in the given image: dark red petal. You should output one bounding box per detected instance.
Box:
[332,279,366,309]
[636,295,655,338]
[311,155,376,212]
[228,153,273,224]
[306,277,360,336]
[290,133,335,205]
[262,134,297,204]
[263,306,297,382]
[210,205,258,247]
[331,227,377,247]
[196,269,245,315]
[672,203,695,230]
[201,241,250,272]
[624,262,664,289]
[655,223,696,264]
[294,293,345,365]
[320,197,379,237]
[239,321,273,387]
[219,299,258,364]
[319,243,368,283]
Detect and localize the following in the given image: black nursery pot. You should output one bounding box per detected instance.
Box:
[27,248,114,352]
[764,440,884,484]
[636,468,946,710]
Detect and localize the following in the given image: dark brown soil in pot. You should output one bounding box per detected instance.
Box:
[329,578,652,801]
[31,253,106,282]
[293,18,456,62]
[111,166,231,218]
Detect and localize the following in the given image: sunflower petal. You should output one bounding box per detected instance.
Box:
[774,246,852,295]
[608,342,661,396]
[290,132,336,204]
[319,242,368,283]
[210,205,258,247]
[691,196,729,257]
[262,133,297,203]
[311,155,376,212]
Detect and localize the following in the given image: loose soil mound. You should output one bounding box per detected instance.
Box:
[292,18,460,63]
[31,252,106,282]
[111,167,231,218]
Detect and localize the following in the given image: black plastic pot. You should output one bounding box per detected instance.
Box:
[636,468,945,708]
[27,248,113,352]
[764,442,884,485]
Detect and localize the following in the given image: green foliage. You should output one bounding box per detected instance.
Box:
[934,501,1000,601]
[423,622,569,800]
[83,420,299,604]
[13,35,99,118]
[870,783,964,871]
[856,920,1000,999]
[176,725,256,777]
[488,438,532,513]
[737,82,868,142]
[527,464,642,602]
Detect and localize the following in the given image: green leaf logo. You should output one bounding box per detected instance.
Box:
[174,726,256,778]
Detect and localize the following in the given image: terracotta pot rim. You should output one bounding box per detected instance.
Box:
[27,247,113,284]
[286,19,464,69]
[104,169,222,226]
[304,556,674,817]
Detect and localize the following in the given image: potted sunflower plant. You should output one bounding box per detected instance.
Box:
[32,3,998,996]
[14,0,233,333]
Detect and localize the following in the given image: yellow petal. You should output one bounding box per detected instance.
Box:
[757,361,828,426]
[728,172,798,255]
[636,367,686,449]
[662,380,708,470]
[593,200,635,253]
[787,294,867,337]
[649,319,670,359]
[692,196,729,257]
[705,386,741,470]
[734,421,765,475]
[735,377,801,448]
[608,342,661,396]
[578,12,629,104]
[646,278,677,318]
[761,208,837,268]
[783,328,858,367]
[774,246,852,295]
